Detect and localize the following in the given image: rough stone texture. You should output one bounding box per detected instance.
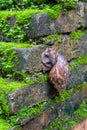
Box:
[13,35,87,74]
[8,81,57,114]
[26,11,79,38]
[70,118,87,130]
[0,2,87,41]
[57,35,87,61]
[9,15,16,27]
[26,13,51,38]
[67,65,87,89]
[76,2,85,17]
[8,65,87,114]
[13,45,47,73]
[22,86,87,130]
[24,2,87,39]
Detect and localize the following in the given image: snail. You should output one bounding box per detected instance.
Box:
[41,44,69,94]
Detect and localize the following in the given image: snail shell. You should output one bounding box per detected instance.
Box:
[41,47,69,94]
[49,53,69,93]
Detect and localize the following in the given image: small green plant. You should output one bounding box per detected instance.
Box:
[0,118,11,130]
[0,89,10,116]
[0,42,34,79]
[70,30,84,39]
[46,4,62,19]
[43,34,62,43]
[56,0,79,10]
[70,55,87,70]
[9,101,47,127]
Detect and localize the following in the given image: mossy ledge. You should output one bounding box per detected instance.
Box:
[0,82,86,130]
[69,54,87,70]
[11,82,87,130]
[0,3,87,41]
[0,42,34,79]
[0,8,61,42]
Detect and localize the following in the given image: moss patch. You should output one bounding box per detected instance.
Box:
[70,55,87,70]
[0,78,30,116]
[0,42,34,49]
[0,42,34,79]
[42,34,62,44]
[0,73,48,116]
[70,30,84,39]
[0,72,48,94]
[9,82,87,128]
[0,78,29,94]
[0,7,62,42]
[46,98,87,130]
[45,82,87,130]
[0,118,11,130]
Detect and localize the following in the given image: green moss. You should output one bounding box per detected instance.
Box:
[0,0,78,11]
[0,89,10,116]
[55,89,73,103]
[41,34,62,45]
[45,83,87,130]
[70,30,84,39]
[74,100,87,121]
[46,4,62,19]
[0,118,11,130]
[0,77,31,116]
[70,55,87,70]
[0,42,34,79]
[8,82,87,128]
[0,78,29,94]
[44,34,62,43]
[0,72,48,116]
[0,42,33,49]
[9,101,47,127]
[0,7,62,42]
[48,98,87,130]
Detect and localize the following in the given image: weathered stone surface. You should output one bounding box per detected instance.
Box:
[77,2,87,27]
[26,13,51,38]
[13,45,47,73]
[22,86,87,130]
[24,2,87,39]
[26,11,79,38]
[13,35,87,74]
[8,81,57,114]
[70,118,87,130]
[76,2,85,17]
[9,15,16,27]
[57,35,87,61]
[0,2,87,41]
[8,64,87,114]
[67,65,87,89]
[50,11,78,33]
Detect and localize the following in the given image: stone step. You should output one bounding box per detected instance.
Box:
[0,2,87,41]
[0,34,87,77]
[8,64,87,114]
[12,82,87,130]
[0,38,87,114]
[0,63,86,116]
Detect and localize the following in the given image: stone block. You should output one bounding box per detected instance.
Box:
[22,86,87,130]
[13,45,47,73]
[26,11,79,38]
[8,65,87,114]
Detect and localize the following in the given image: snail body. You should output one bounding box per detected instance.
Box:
[41,47,69,93]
